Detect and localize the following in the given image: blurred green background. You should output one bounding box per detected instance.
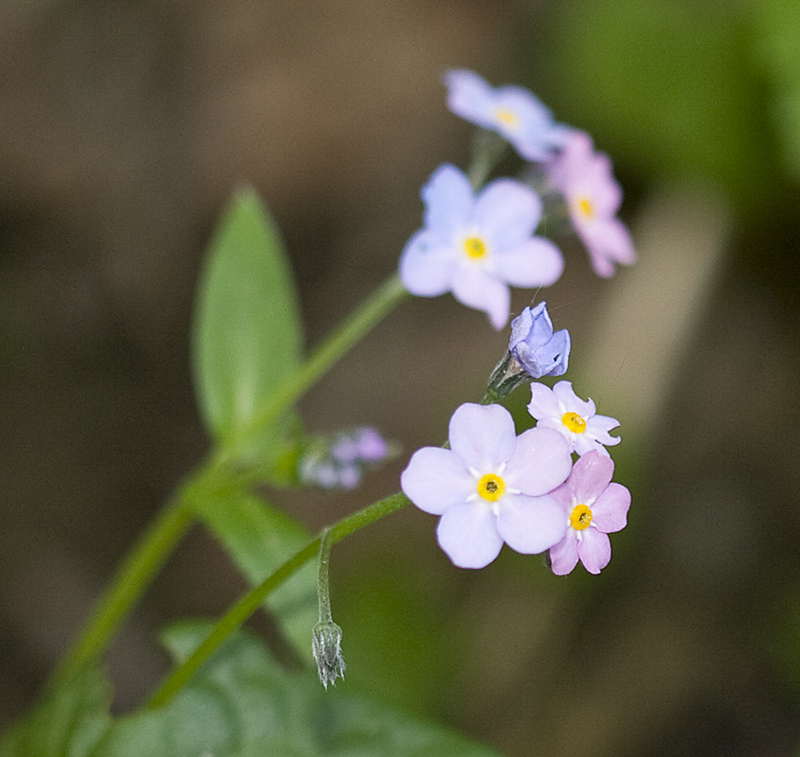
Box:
[2,0,800,754]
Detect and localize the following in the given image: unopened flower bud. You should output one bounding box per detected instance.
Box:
[312,621,346,689]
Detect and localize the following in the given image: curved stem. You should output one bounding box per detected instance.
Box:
[148,492,410,708]
[48,483,197,688]
[227,274,409,462]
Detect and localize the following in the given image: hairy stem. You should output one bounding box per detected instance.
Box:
[148,492,410,708]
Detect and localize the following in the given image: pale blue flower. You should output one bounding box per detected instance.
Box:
[444,69,570,161]
[509,302,570,379]
[399,164,564,329]
[401,403,572,568]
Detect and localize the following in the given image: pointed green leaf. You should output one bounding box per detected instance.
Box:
[192,187,303,455]
[194,489,317,661]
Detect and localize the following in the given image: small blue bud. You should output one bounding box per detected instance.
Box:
[509,302,570,379]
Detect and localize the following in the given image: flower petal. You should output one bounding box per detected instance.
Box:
[436,502,503,569]
[398,229,458,296]
[400,447,473,515]
[548,531,579,575]
[590,482,631,533]
[443,69,498,130]
[493,237,564,288]
[497,493,567,554]
[451,265,510,329]
[527,381,561,420]
[553,381,595,417]
[577,529,612,574]
[421,164,474,239]
[567,450,614,502]
[505,427,572,496]
[448,402,516,471]
[473,179,542,249]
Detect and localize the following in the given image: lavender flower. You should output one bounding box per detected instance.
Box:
[401,403,572,568]
[509,302,570,379]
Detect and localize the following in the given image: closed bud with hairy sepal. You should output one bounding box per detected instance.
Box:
[312,621,346,689]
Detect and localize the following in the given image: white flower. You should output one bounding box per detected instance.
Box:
[527,381,620,457]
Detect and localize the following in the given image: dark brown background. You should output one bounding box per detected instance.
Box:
[2,1,800,755]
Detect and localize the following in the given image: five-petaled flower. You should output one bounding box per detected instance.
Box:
[545,130,636,278]
[527,380,620,457]
[400,403,572,568]
[443,69,569,162]
[547,450,631,575]
[509,302,570,379]
[399,164,564,329]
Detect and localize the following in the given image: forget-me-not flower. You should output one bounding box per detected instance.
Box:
[547,450,631,575]
[443,69,569,162]
[527,380,620,457]
[401,403,572,568]
[545,130,636,278]
[399,164,564,329]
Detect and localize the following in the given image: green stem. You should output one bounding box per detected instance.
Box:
[227,274,409,462]
[48,484,197,688]
[316,528,335,624]
[148,492,410,708]
[49,274,408,687]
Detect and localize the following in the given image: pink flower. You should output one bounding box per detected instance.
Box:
[548,450,631,575]
[546,130,636,278]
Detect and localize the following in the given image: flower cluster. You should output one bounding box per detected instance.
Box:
[399,70,635,329]
[299,427,392,490]
[399,71,634,574]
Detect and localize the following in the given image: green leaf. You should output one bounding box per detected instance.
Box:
[0,666,111,757]
[194,488,318,661]
[99,621,504,757]
[192,186,303,457]
[2,625,504,757]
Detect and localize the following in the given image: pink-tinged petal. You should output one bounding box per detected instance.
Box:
[590,483,631,533]
[568,450,614,502]
[549,531,579,575]
[493,237,564,288]
[421,164,474,239]
[527,381,561,420]
[449,403,516,471]
[398,229,458,296]
[436,502,503,569]
[497,493,567,554]
[451,265,510,329]
[553,381,595,417]
[577,529,612,574]
[400,447,473,515]
[473,179,542,247]
[443,69,498,129]
[505,427,572,495]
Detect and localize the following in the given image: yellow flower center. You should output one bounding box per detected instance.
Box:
[463,236,487,260]
[562,411,587,434]
[570,504,593,531]
[477,473,506,502]
[576,196,594,219]
[495,107,520,129]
